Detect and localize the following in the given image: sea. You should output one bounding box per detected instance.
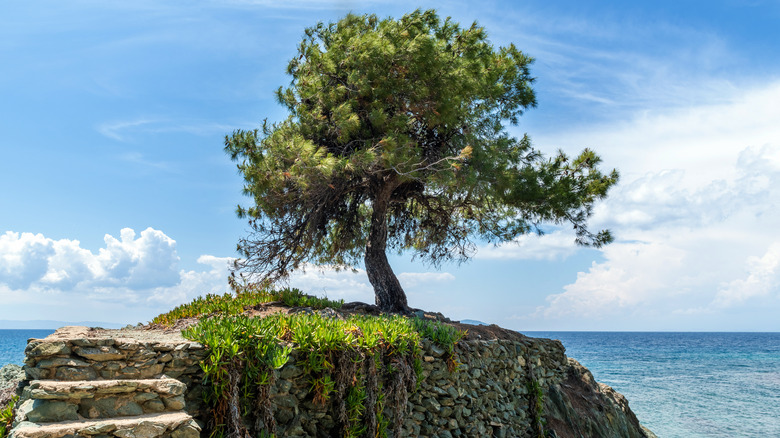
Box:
[2,330,779,437]
[0,329,55,366]
[527,332,780,438]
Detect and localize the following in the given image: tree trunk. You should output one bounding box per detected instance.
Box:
[365,181,409,313]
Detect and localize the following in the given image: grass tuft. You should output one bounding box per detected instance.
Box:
[151,286,343,326]
[0,396,18,438]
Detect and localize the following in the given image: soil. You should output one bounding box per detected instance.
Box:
[449,321,531,342]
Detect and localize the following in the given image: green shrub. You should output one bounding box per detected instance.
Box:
[154,281,461,437]
[183,313,461,438]
[151,286,343,326]
[0,396,18,438]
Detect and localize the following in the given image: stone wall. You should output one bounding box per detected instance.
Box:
[405,337,566,437]
[13,327,653,438]
[253,336,567,437]
[21,335,207,418]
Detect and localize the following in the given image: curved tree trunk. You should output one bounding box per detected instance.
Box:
[365,181,409,313]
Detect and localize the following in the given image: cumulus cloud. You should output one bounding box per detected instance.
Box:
[529,80,780,323]
[537,166,780,320]
[285,264,456,303]
[537,240,690,319]
[287,264,374,302]
[0,228,183,292]
[0,232,55,290]
[713,243,780,308]
[589,143,780,234]
[538,81,780,187]
[0,226,458,322]
[475,230,578,261]
[148,255,233,306]
[0,228,232,321]
[397,272,455,288]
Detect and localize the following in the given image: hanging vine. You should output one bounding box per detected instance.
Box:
[183,311,462,438]
[526,360,546,438]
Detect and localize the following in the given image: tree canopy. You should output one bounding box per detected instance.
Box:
[225,9,618,312]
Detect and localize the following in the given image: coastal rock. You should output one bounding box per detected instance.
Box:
[1,364,24,408]
[1,364,24,389]
[544,358,658,438]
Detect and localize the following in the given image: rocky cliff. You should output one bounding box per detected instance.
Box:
[4,324,655,438]
[544,358,658,438]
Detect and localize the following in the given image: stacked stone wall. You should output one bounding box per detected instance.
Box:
[15,328,653,438]
[22,337,207,418]
[192,334,568,437]
[401,336,566,438]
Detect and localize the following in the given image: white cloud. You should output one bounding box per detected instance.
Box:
[0,228,231,322]
[92,228,181,289]
[714,243,780,308]
[397,272,455,287]
[98,118,239,142]
[537,240,689,319]
[539,82,780,187]
[97,119,154,141]
[148,255,233,306]
[0,232,55,290]
[287,264,375,302]
[530,80,780,323]
[0,226,458,321]
[284,263,457,303]
[475,230,578,261]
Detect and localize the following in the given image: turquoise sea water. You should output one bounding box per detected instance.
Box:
[2,330,779,436]
[528,332,780,438]
[0,329,55,366]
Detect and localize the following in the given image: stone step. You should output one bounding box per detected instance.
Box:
[10,411,200,438]
[16,379,187,423]
[23,329,205,382]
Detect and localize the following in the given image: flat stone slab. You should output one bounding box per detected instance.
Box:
[39,326,193,346]
[26,379,186,400]
[10,411,199,438]
[17,379,189,423]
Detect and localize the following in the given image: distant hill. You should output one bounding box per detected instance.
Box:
[0,320,124,330]
[459,319,488,326]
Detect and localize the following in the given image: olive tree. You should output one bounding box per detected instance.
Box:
[225,10,618,312]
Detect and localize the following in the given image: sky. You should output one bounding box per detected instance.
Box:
[1,0,779,331]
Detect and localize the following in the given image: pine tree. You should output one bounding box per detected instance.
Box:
[225,10,618,312]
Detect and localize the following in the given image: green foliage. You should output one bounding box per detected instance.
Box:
[528,376,546,438]
[151,286,343,326]
[224,9,618,310]
[411,317,464,371]
[344,382,367,438]
[410,317,463,354]
[183,311,462,437]
[0,396,17,438]
[181,315,293,436]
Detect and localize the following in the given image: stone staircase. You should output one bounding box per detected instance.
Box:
[8,327,206,438]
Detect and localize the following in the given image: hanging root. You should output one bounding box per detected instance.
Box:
[227,359,250,438]
[362,355,379,438]
[527,359,545,438]
[208,390,228,436]
[387,355,416,438]
[253,370,276,436]
[333,349,362,435]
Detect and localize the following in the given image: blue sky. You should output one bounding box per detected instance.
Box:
[2,0,779,331]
